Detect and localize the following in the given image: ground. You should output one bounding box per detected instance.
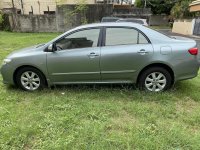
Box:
[0,31,200,149]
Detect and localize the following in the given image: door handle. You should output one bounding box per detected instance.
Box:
[87,52,99,58]
[137,49,149,55]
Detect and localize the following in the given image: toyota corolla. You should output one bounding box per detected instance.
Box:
[1,23,199,92]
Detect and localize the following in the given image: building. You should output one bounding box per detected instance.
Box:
[1,0,126,15]
[189,0,200,12]
[2,0,56,14]
[0,1,3,10]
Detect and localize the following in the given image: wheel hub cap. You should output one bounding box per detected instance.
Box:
[20,71,40,91]
[145,72,167,92]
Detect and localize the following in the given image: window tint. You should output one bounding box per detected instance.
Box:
[105,27,149,46]
[139,32,149,44]
[106,28,138,46]
[55,28,100,50]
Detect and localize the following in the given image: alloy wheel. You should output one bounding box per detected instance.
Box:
[145,72,167,92]
[20,71,40,91]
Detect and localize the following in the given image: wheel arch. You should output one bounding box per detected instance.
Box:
[13,65,48,86]
[136,63,175,85]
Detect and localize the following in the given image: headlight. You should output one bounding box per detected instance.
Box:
[2,58,12,65]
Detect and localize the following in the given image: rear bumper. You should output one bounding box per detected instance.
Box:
[0,64,15,85]
[174,59,199,82]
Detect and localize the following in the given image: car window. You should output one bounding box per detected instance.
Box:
[55,28,100,50]
[139,32,149,44]
[105,27,148,46]
[106,28,138,46]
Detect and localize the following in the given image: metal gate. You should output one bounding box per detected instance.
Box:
[193,18,200,36]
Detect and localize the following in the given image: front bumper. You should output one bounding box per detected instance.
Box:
[0,64,15,85]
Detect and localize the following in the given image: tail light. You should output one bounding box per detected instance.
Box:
[188,47,198,55]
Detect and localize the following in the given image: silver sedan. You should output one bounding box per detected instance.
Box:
[1,23,199,92]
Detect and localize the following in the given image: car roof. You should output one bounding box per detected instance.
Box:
[74,22,142,30]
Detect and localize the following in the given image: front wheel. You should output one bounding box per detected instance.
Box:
[16,67,46,91]
[138,67,172,92]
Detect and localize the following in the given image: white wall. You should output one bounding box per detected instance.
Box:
[172,19,195,35]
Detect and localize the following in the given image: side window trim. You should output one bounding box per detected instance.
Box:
[98,27,104,47]
[137,31,139,44]
[54,27,102,51]
[102,26,151,47]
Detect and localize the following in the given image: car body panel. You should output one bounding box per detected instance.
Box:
[46,47,101,83]
[1,22,199,87]
[100,44,154,82]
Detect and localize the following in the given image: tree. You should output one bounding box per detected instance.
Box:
[135,0,143,8]
[171,0,194,19]
[135,0,178,15]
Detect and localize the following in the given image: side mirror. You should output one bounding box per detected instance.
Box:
[47,44,54,52]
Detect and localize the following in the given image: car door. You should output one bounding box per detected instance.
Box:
[46,28,101,83]
[100,27,154,82]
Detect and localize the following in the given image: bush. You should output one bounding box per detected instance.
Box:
[0,11,3,24]
[0,12,11,31]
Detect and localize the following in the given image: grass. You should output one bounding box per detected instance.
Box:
[0,31,200,149]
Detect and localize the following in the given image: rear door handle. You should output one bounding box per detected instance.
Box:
[87,52,99,58]
[137,49,149,55]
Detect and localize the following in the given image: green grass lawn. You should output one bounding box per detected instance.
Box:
[1,31,200,150]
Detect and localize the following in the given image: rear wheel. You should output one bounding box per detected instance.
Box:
[138,67,172,92]
[15,67,46,91]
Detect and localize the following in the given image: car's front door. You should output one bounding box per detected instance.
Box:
[46,28,101,83]
[100,27,154,82]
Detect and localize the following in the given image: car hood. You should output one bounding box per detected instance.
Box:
[7,43,45,58]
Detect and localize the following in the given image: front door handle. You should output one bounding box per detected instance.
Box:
[87,52,99,58]
[137,49,149,55]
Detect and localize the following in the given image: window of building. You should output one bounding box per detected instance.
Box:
[44,11,56,15]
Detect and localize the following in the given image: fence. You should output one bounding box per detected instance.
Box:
[172,19,195,35]
[9,14,57,32]
[8,4,113,32]
[149,15,169,26]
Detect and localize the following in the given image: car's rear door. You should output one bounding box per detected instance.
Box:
[100,26,154,82]
[46,27,102,83]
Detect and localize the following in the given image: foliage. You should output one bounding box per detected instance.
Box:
[62,0,88,25]
[135,0,195,18]
[72,0,88,24]
[1,31,200,149]
[171,0,194,19]
[135,0,178,15]
[134,0,143,8]
[0,12,11,31]
[0,11,3,24]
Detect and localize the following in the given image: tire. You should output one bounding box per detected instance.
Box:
[138,67,172,92]
[15,67,46,91]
